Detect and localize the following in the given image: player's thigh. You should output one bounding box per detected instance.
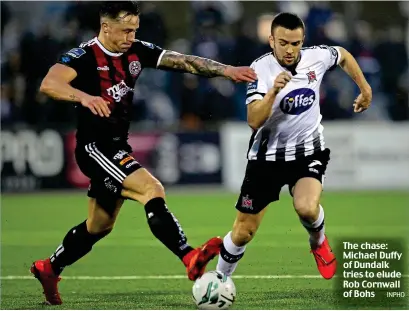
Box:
[289,148,331,217]
[235,160,284,215]
[76,142,142,213]
[288,148,330,196]
[122,168,165,205]
[232,160,283,242]
[86,198,124,234]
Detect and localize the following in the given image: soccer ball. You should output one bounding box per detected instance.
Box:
[192,271,236,310]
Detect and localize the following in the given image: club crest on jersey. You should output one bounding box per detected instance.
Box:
[241,195,253,210]
[129,61,141,76]
[104,177,118,193]
[280,88,316,115]
[306,70,317,84]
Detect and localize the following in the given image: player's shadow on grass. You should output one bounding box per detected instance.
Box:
[237,289,336,310]
[69,291,195,310]
[5,291,195,310]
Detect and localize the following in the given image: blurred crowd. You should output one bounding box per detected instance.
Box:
[1,1,408,130]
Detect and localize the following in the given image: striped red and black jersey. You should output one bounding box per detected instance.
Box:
[57,37,165,144]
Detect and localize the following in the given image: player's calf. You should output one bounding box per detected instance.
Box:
[294,195,326,250]
[292,178,336,279]
[46,198,119,275]
[216,231,247,276]
[297,203,325,248]
[144,196,195,260]
[231,220,258,246]
[293,196,324,247]
[217,210,265,276]
[31,198,121,304]
[295,202,336,279]
[122,169,196,264]
[31,220,112,305]
[48,220,112,275]
[292,178,323,247]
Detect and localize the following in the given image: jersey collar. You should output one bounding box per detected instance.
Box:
[94,37,123,57]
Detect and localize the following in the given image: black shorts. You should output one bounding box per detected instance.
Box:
[235,148,330,214]
[75,141,142,212]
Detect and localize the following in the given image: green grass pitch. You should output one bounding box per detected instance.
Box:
[1,191,408,309]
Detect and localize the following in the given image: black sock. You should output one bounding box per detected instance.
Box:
[145,198,194,260]
[49,220,110,275]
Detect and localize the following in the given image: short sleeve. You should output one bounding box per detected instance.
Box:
[318,45,341,71]
[57,47,89,75]
[245,63,268,105]
[132,40,166,68]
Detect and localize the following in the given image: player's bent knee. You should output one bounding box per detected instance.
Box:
[86,218,115,235]
[86,224,114,236]
[145,181,165,200]
[293,196,319,219]
[123,168,165,202]
[123,174,165,205]
[136,180,165,205]
[122,182,165,205]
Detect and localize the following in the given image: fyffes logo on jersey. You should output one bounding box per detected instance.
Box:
[107,80,133,103]
[280,88,316,115]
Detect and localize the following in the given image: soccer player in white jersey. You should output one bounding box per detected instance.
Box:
[216,12,372,279]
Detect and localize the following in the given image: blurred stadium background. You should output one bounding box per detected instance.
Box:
[1,1,408,309]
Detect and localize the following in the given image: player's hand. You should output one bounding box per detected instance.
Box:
[224,66,257,83]
[81,95,111,117]
[273,72,292,94]
[353,89,372,113]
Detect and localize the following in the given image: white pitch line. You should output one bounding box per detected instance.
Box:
[2,275,409,280]
[2,275,322,280]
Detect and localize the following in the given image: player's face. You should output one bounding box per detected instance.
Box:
[105,13,140,53]
[269,26,304,67]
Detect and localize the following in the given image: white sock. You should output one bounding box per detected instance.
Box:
[300,204,325,248]
[216,232,246,276]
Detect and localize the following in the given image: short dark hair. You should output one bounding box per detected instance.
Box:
[99,1,140,20]
[271,12,305,34]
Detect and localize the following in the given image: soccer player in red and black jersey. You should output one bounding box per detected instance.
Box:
[31,1,257,305]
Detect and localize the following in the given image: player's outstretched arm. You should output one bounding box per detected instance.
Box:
[40,64,111,117]
[338,47,372,113]
[158,50,257,83]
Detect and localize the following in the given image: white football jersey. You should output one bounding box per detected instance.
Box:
[246,45,341,161]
